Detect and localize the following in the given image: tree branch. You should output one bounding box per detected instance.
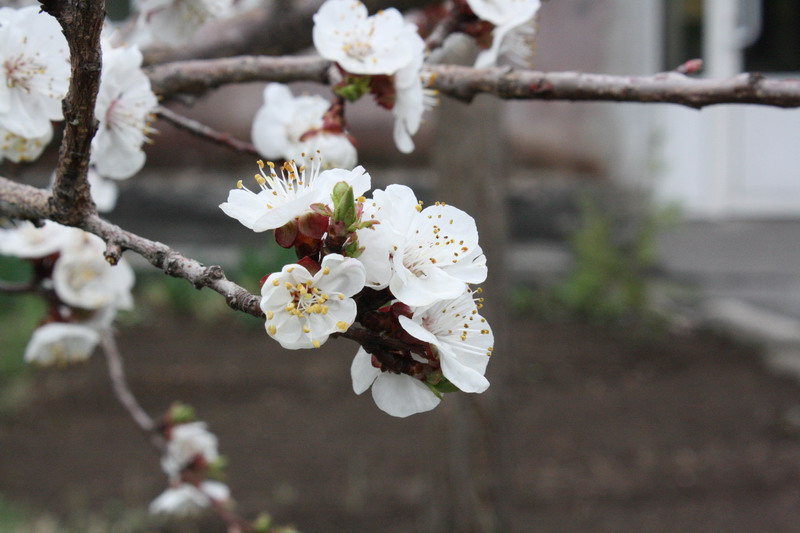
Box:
[156,106,260,157]
[427,65,800,108]
[0,177,263,319]
[40,0,105,225]
[146,56,800,109]
[147,56,331,101]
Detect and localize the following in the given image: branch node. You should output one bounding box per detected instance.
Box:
[205,265,226,282]
[104,241,123,266]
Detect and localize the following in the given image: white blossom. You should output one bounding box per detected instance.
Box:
[92,43,157,179]
[0,122,53,163]
[357,185,487,306]
[220,160,370,232]
[0,6,69,138]
[52,231,135,311]
[161,422,220,478]
[0,220,76,259]
[351,347,441,417]
[261,254,365,349]
[399,290,493,393]
[24,322,101,366]
[312,0,422,76]
[350,290,492,417]
[467,0,540,68]
[392,45,427,154]
[251,83,357,169]
[295,131,358,170]
[134,0,234,47]
[149,481,230,516]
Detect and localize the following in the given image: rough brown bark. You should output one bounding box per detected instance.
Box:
[40,0,105,225]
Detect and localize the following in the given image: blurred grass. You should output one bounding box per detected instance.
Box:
[511,198,680,327]
[0,494,154,533]
[0,256,41,415]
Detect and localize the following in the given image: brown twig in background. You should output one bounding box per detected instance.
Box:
[101,331,261,531]
[0,280,36,293]
[39,0,105,225]
[100,330,166,451]
[156,106,260,157]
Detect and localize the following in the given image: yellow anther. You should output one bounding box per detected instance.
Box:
[323,267,331,275]
[286,302,295,311]
[303,325,311,333]
[267,310,274,320]
[236,180,243,189]
[272,279,280,286]
[338,294,345,300]
[430,258,437,264]
[285,282,293,289]
[336,321,349,331]
[481,329,489,334]
[357,196,366,203]
[257,160,265,168]
[255,174,266,185]
[267,161,275,168]
[287,267,294,272]
[268,325,277,335]
[312,340,321,348]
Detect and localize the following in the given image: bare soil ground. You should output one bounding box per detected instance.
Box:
[3,313,800,532]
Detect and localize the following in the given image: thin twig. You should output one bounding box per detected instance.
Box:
[0,280,36,293]
[100,330,166,451]
[0,177,263,318]
[156,106,260,157]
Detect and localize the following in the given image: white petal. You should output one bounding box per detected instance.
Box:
[398,315,438,345]
[439,347,490,393]
[371,373,441,417]
[350,347,379,394]
[314,254,366,297]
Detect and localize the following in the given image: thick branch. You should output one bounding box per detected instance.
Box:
[427,65,800,108]
[40,0,105,224]
[147,56,800,109]
[147,56,331,101]
[156,106,260,157]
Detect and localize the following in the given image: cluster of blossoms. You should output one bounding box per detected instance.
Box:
[0,221,135,365]
[0,6,69,163]
[0,6,158,210]
[150,405,231,517]
[312,0,431,154]
[221,157,493,417]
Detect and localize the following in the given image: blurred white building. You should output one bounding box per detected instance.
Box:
[608,1,800,218]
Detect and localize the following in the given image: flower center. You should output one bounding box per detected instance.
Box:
[104,94,153,145]
[342,40,374,60]
[4,55,45,91]
[284,281,331,318]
